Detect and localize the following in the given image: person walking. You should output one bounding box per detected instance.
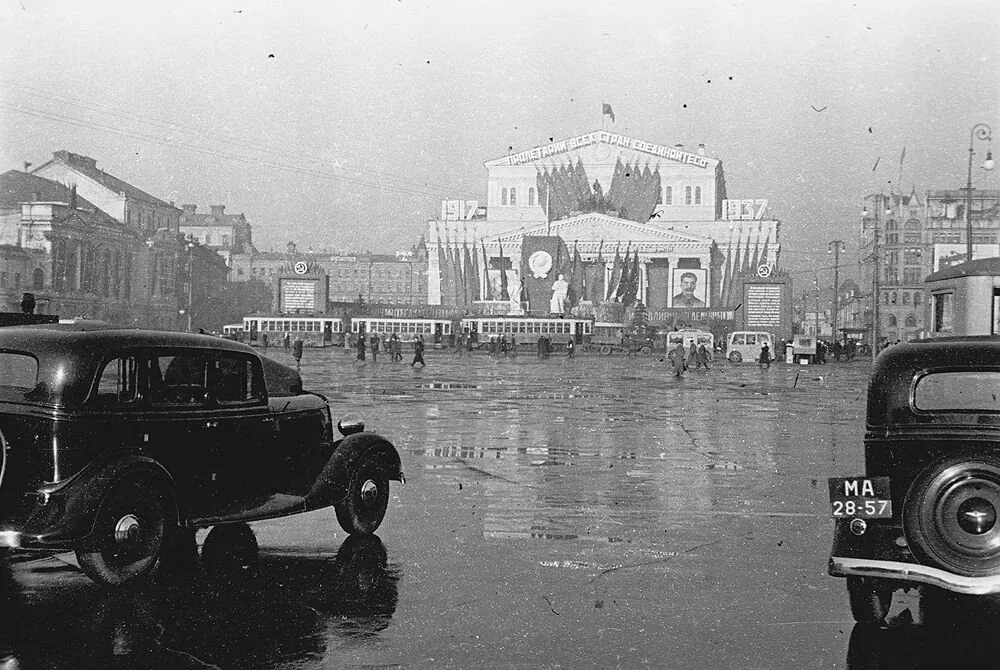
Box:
[566,338,575,359]
[671,342,687,378]
[689,342,698,367]
[389,333,402,361]
[695,343,710,370]
[759,343,771,370]
[411,335,426,367]
[369,333,380,363]
[283,332,290,350]
[356,332,366,362]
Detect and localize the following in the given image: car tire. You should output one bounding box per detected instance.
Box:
[847,576,893,624]
[76,476,167,587]
[201,523,259,577]
[903,452,1000,577]
[336,460,389,535]
[599,346,612,356]
[728,351,742,363]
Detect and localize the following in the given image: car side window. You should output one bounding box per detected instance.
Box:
[149,353,208,406]
[733,334,745,345]
[94,357,139,406]
[208,354,264,405]
[747,334,757,345]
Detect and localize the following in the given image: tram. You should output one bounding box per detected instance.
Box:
[241,315,345,346]
[350,316,454,346]
[460,316,592,349]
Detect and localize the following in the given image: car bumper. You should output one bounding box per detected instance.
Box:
[829,555,1000,595]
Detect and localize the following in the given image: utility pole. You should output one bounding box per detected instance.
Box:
[870,198,884,361]
[828,240,845,345]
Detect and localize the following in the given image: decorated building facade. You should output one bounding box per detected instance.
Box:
[427,130,786,334]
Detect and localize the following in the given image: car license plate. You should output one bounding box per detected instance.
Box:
[828,476,892,518]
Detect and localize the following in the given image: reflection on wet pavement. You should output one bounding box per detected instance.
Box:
[3,532,400,668]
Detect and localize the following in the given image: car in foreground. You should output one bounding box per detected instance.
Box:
[0,324,403,586]
[829,337,1000,622]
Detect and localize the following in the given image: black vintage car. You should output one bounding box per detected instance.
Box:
[829,337,1000,623]
[0,324,403,586]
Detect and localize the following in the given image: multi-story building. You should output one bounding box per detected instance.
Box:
[178,203,255,273]
[230,242,429,306]
[859,191,930,344]
[0,169,174,326]
[858,188,1000,346]
[29,151,182,328]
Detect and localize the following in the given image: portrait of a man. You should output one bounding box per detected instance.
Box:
[670,269,707,308]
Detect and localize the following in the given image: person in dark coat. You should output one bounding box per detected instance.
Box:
[695,344,710,370]
[411,335,426,367]
[356,333,366,361]
[759,343,771,370]
[369,333,380,363]
[671,342,687,377]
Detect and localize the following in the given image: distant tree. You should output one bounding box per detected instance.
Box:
[210,279,273,330]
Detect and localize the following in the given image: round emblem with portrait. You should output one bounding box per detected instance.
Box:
[529,250,553,278]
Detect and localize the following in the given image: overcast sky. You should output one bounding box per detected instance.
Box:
[2,0,998,287]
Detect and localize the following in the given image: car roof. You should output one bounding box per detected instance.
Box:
[0,324,254,354]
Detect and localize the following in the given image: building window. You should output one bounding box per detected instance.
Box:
[883,292,890,305]
[33,268,44,289]
[528,187,536,206]
[510,187,517,206]
[694,186,702,205]
[914,292,923,306]
[902,291,910,305]
[685,186,692,205]
[891,291,897,304]
[501,188,508,206]
[905,315,918,328]
[888,314,898,327]
[665,186,673,205]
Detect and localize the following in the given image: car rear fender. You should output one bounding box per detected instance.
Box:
[306,432,403,509]
[25,454,177,547]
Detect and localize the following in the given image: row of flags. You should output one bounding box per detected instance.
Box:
[533,158,662,225]
[435,223,646,310]
[718,221,773,307]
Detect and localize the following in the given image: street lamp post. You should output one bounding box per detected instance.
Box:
[186,242,194,332]
[828,240,845,344]
[965,123,995,263]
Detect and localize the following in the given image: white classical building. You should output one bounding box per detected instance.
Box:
[427,130,780,315]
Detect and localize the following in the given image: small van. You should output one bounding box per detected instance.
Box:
[726,331,774,363]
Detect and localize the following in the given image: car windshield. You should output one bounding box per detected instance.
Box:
[0,352,38,391]
[914,371,1000,412]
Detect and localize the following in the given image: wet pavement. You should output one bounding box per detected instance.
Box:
[3,346,992,668]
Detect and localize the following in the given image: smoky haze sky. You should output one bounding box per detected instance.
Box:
[1,0,998,290]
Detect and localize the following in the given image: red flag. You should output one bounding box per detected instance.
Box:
[602,103,615,123]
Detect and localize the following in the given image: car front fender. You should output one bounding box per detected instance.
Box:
[305,432,403,510]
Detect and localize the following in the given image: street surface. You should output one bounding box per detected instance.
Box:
[4,346,992,668]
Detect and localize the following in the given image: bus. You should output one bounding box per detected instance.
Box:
[460,316,592,349]
[241,315,345,347]
[664,329,715,358]
[350,316,454,346]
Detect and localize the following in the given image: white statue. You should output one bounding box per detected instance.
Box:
[550,274,569,314]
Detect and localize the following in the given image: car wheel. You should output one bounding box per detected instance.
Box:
[599,346,612,356]
[847,576,893,624]
[728,351,742,363]
[202,523,259,577]
[904,452,1000,576]
[336,460,389,535]
[76,476,167,587]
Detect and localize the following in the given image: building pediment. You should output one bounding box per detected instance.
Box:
[485,130,718,171]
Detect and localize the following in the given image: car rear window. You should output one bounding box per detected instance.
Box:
[0,352,38,390]
[914,371,1000,411]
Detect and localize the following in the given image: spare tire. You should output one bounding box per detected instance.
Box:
[904,451,1000,577]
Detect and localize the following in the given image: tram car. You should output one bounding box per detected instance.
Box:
[350,316,454,347]
[241,315,345,347]
[460,316,592,350]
